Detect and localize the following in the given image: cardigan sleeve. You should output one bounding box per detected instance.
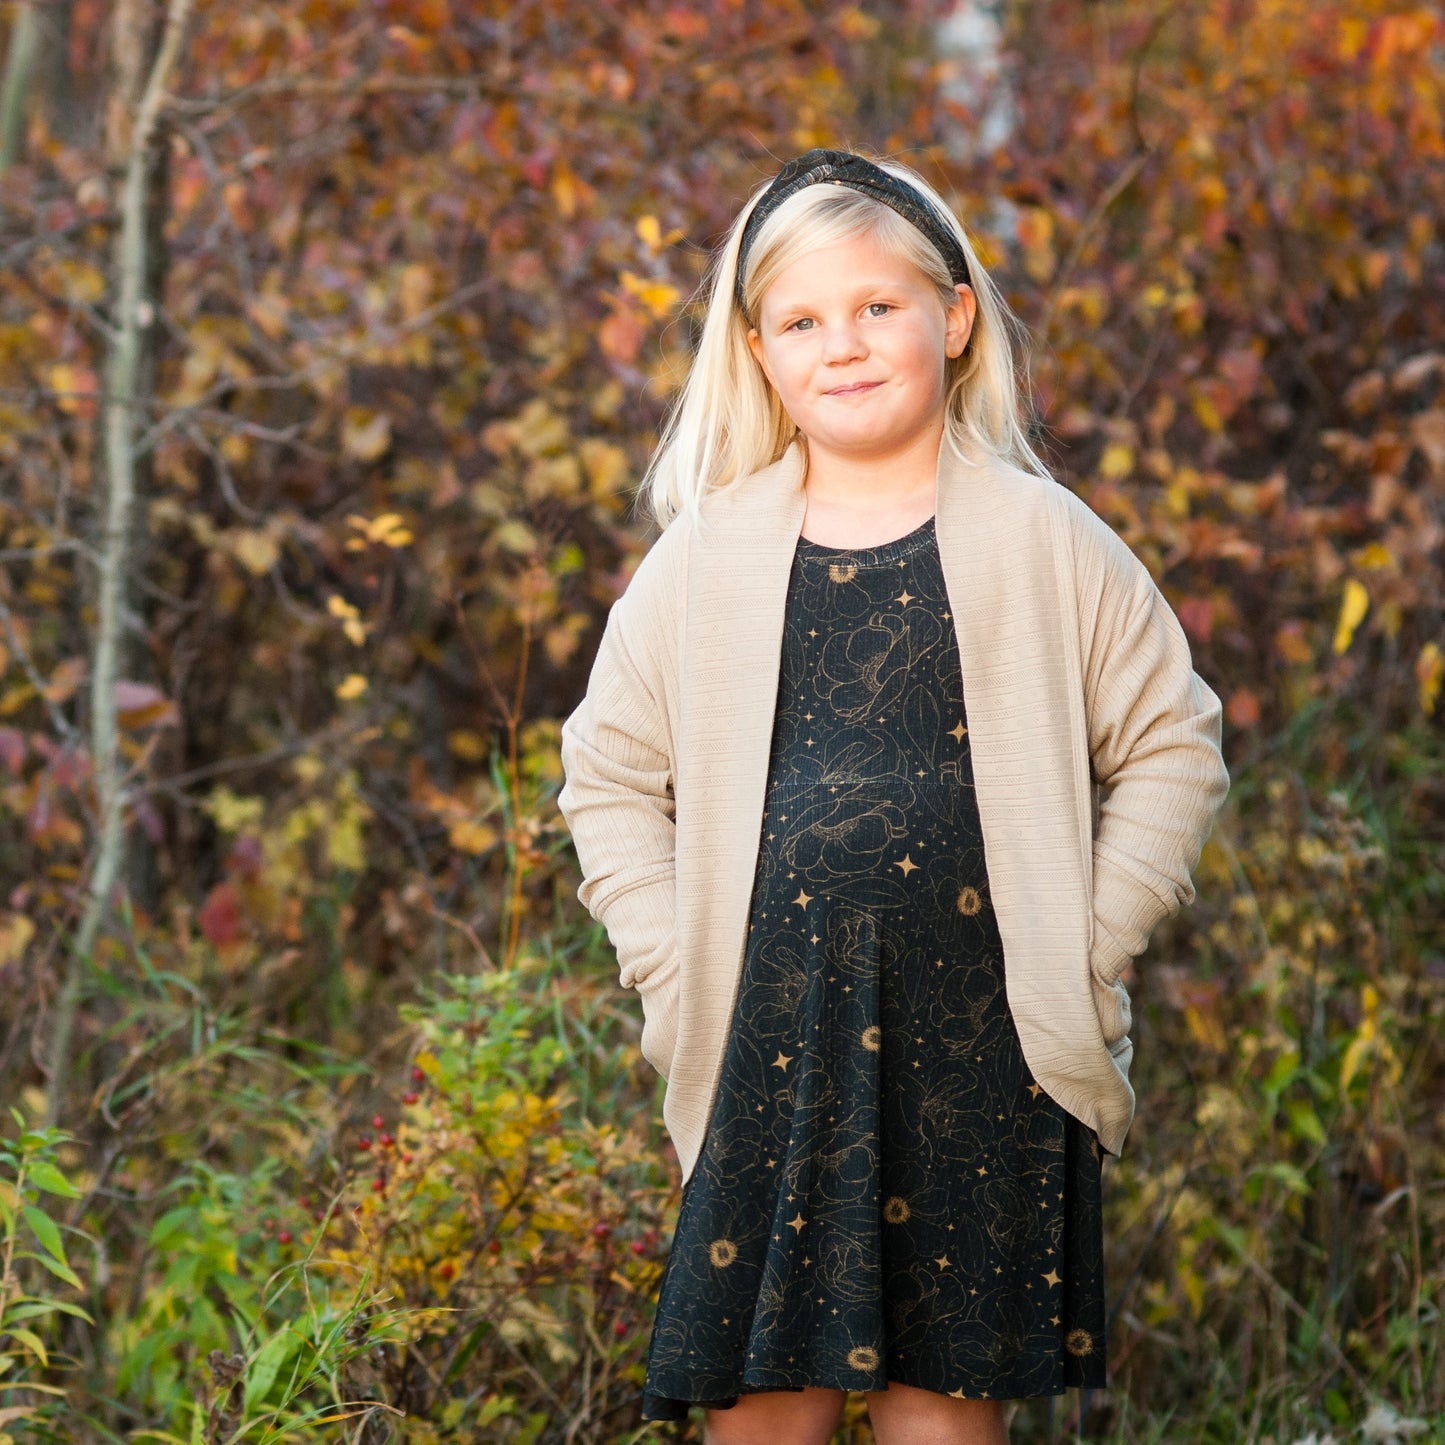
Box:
[1068,498,1230,986]
[557,553,682,1079]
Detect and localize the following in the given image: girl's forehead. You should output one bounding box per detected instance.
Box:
[760,233,934,304]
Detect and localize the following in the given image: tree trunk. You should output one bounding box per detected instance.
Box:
[46,0,193,1128]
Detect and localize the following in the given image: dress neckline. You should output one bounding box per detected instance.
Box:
[795,514,937,567]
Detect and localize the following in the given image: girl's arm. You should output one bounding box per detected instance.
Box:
[557,583,681,1079]
[1070,499,1231,988]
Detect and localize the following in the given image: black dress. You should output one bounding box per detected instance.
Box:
[641,516,1107,1421]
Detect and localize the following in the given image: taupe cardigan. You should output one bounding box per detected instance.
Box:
[558,438,1229,1184]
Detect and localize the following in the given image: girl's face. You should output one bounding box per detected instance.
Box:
[746,229,975,469]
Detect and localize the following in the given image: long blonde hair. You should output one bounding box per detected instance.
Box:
[640,153,1052,531]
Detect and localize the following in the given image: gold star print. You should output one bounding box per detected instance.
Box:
[787,1212,807,1232]
[1028,1083,1043,1098]
[772,1051,793,1069]
[897,589,915,605]
[949,1387,968,1398]
[977,1166,988,1176]
[948,720,966,742]
[803,1256,812,1266]
[894,854,919,877]
[935,1255,952,1269]
[1043,1269,1062,1288]
[810,934,820,944]
[793,889,813,908]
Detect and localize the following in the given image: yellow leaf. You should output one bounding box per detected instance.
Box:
[619,271,681,321]
[342,409,392,462]
[1099,442,1134,481]
[0,913,35,966]
[231,528,280,576]
[335,674,368,700]
[1354,542,1394,571]
[1416,640,1443,714]
[637,214,662,251]
[551,162,580,220]
[327,594,359,621]
[447,729,489,762]
[1339,1029,1373,1093]
[398,263,433,321]
[448,818,498,854]
[1332,578,1370,654]
[1191,392,1224,434]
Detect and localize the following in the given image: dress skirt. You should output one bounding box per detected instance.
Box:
[641,516,1107,1421]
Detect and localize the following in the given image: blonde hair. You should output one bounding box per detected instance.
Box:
[639,153,1053,531]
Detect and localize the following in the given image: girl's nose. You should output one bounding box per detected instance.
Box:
[821,319,867,363]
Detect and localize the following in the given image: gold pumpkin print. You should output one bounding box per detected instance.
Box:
[956,885,982,916]
[828,562,858,583]
[861,1024,882,1052]
[882,1195,911,1224]
[846,1345,880,1372]
[707,1238,738,1268]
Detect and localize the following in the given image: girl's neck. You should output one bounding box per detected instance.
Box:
[797,422,942,550]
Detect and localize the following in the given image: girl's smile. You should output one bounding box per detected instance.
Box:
[745,230,975,473]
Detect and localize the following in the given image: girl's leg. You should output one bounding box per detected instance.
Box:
[702,1386,847,1445]
[864,1381,1009,1445]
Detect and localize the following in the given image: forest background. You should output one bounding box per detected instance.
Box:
[0,0,1441,1441]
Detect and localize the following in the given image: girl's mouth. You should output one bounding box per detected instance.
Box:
[825,381,882,396]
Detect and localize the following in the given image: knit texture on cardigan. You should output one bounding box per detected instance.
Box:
[558,439,1230,1184]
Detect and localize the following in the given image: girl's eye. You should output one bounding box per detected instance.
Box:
[867,302,893,317]
[788,317,815,332]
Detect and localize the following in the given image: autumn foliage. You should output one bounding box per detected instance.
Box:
[0,0,1442,1439]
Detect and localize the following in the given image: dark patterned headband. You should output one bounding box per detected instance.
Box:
[734,148,971,316]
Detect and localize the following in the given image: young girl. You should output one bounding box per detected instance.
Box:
[558,149,1229,1444]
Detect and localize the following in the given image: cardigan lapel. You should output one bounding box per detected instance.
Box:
[670,444,808,1124]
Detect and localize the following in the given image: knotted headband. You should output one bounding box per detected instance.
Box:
[734,148,971,316]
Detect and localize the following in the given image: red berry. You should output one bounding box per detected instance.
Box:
[612,1319,628,1338]
[372,1177,385,1192]
[314,1209,326,1223]
[277,1230,293,1245]
[438,1261,456,1280]
[592,1222,611,1241]
[412,1066,425,1083]
[372,1114,385,1130]
[487,1239,501,1255]
[379,1132,394,1148]
[357,1135,372,1150]
[401,1152,414,1164]
[630,1239,645,1255]
[402,1091,419,1105]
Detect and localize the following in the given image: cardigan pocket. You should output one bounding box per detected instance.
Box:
[1089,965,1133,1055]
[634,950,681,1080]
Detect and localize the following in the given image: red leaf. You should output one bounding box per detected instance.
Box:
[1177,596,1215,643]
[1226,688,1261,727]
[199,881,243,947]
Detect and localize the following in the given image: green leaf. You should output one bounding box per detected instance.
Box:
[244,1327,297,1414]
[21,1249,83,1289]
[7,1328,47,1366]
[26,1159,80,1199]
[21,1204,65,1263]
